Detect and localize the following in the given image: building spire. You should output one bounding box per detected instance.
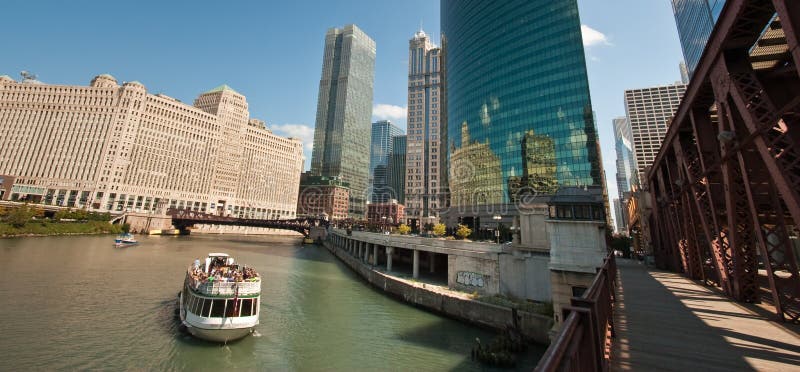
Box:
[414,20,427,40]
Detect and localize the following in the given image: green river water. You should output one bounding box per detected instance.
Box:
[0,234,543,371]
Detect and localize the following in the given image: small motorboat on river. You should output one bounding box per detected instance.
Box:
[178,253,261,342]
[114,233,138,247]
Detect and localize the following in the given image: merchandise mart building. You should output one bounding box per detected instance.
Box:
[0,74,304,219]
[441,0,604,228]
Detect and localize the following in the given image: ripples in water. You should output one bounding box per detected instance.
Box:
[0,234,544,370]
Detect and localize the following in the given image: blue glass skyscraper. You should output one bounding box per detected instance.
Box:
[613,117,637,199]
[442,0,603,216]
[369,120,403,203]
[671,0,725,77]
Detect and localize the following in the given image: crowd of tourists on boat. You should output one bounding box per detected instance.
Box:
[189,259,259,284]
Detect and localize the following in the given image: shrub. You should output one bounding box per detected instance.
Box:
[432,223,446,237]
[456,224,472,240]
[5,205,41,228]
[397,223,411,235]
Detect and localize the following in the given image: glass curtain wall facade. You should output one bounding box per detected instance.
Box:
[387,135,407,204]
[671,0,723,77]
[309,24,376,219]
[369,120,403,203]
[442,0,603,215]
[613,117,637,198]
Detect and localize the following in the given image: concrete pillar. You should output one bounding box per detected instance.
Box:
[413,249,419,279]
[429,252,435,273]
[386,246,393,272]
[373,245,379,266]
[365,243,370,262]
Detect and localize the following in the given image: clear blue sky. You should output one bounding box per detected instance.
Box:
[0,0,684,226]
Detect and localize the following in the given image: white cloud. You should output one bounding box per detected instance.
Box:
[372,104,407,122]
[271,123,314,152]
[581,25,611,47]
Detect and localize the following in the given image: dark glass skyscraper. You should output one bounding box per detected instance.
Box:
[387,135,407,204]
[671,0,724,77]
[310,24,376,218]
[442,0,603,215]
[369,120,403,203]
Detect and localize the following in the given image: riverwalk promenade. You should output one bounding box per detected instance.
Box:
[610,259,800,371]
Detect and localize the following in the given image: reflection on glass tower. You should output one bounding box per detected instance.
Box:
[442,0,604,215]
[509,130,558,201]
[449,122,503,208]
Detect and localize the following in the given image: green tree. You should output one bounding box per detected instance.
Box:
[456,224,472,240]
[397,223,411,235]
[432,223,446,237]
[6,205,40,228]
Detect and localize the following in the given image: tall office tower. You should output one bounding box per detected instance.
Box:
[442,0,604,226]
[0,74,304,218]
[405,29,443,227]
[671,0,726,77]
[613,198,625,234]
[369,120,403,203]
[613,117,637,199]
[387,135,407,204]
[679,62,690,84]
[624,83,687,181]
[309,24,376,219]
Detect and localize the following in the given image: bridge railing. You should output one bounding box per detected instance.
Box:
[535,253,617,372]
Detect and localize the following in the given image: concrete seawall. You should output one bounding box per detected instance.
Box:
[323,240,553,345]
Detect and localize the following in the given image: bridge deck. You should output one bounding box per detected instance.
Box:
[611,259,800,372]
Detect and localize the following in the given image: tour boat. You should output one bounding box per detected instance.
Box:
[114,233,138,247]
[179,253,261,342]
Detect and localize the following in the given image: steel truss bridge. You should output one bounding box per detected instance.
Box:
[166,208,328,237]
[647,0,800,323]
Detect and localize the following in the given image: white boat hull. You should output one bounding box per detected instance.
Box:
[185,325,254,343]
[179,291,259,343]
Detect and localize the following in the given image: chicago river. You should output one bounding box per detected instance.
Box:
[0,235,544,370]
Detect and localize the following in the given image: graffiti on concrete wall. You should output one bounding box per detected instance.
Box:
[456,271,485,287]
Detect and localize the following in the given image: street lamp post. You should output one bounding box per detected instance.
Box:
[493,215,502,244]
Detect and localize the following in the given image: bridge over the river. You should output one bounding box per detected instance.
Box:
[165,208,328,237]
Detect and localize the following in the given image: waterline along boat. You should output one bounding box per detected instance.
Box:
[114,233,138,247]
[179,253,261,342]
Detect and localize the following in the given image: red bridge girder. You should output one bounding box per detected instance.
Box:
[647,0,800,323]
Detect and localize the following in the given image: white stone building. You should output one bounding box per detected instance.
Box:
[0,74,304,219]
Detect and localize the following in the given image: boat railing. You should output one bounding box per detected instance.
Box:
[188,276,261,296]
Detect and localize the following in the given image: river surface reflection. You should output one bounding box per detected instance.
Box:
[0,234,543,370]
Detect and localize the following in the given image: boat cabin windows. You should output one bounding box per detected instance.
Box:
[240,299,254,317]
[210,299,226,317]
[185,290,259,318]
